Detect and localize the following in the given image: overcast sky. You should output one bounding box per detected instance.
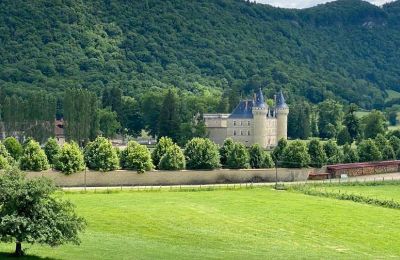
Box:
[256,0,393,9]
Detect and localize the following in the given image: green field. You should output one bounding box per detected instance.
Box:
[1,187,400,259]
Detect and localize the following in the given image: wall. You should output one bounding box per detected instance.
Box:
[24,168,311,187]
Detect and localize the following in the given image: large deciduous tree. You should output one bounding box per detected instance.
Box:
[317,99,344,139]
[0,167,86,256]
[361,110,387,139]
[158,89,180,142]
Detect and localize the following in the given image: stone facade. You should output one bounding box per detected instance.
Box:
[204,89,289,148]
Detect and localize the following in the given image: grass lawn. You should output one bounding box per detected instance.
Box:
[1,188,400,259]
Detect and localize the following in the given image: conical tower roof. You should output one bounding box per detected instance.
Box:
[276,90,288,109]
[254,88,266,108]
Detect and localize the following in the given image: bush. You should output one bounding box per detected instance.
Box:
[152,137,174,169]
[184,138,220,170]
[159,144,185,170]
[262,152,275,168]
[220,138,235,167]
[281,140,310,168]
[44,137,60,165]
[342,144,359,163]
[54,142,85,175]
[272,138,287,162]
[84,136,119,171]
[120,141,153,173]
[249,144,264,169]
[226,142,250,169]
[374,133,388,153]
[357,139,382,162]
[389,136,400,154]
[337,127,352,145]
[323,140,343,164]
[19,140,49,171]
[3,137,23,160]
[381,145,396,161]
[307,139,327,168]
[0,142,13,169]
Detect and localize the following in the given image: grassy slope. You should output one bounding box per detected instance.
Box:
[0,188,399,259]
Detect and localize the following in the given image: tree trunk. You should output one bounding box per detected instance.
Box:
[15,242,23,257]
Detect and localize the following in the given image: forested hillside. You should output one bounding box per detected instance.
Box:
[1,0,400,108]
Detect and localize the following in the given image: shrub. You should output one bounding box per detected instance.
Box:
[3,137,23,160]
[381,145,396,161]
[249,144,264,169]
[120,141,153,173]
[337,127,352,145]
[374,133,388,153]
[44,137,60,165]
[272,138,287,162]
[220,138,235,167]
[184,138,220,170]
[262,152,275,168]
[152,137,174,169]
[19,140,49,171]
[388,136,400,154]
[0,142,13,169]
[84,136,119,171]
[307,139,327,168]
[159,144,185,170]
[357,139,382,162]
[323,140,343,164]
[54,142,85,175]
[281,140,310,168]
[342,144,359,163]
[226,142,250,169]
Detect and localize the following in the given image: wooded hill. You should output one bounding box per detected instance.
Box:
[1,0,400,109]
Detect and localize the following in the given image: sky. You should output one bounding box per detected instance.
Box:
[256,0,393,9]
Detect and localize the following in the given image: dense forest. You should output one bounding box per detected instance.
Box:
[1,0,400,109]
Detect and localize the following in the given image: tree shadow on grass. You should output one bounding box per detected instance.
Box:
[0,252,58,260]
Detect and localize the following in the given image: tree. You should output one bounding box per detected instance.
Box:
[249,144,265,169]
[184,138,220,170]
[19,140,49,171]
[0,167,86,256]
[317,99,343,139]
[343,104,361,141]
[342,144,359,163]
[374,134,389,153]
[323,140,343,164]
[3,137,23,160]
[0,142,13,169]
[102,86,122,113]
[362,110,387,139]
[44,137,60,166]
[220,138,235,167]
[98,107,121,138]
[159,144,186,170]
[307,139,327,168]
[54,142,85,175]
[388,136,400,154]
[272,138,288,163]
[119,96,144,137]
[288,101,311,139]
[120,141,153,173]
[226,142,250,169]
[357,139,382,162]
[152,136,174,169]
[337,127,352,145]
[262,152,275,168]
[381,145,396,161]
[281,140,310,168]
[84,137,119,171]
[158,89,180,142]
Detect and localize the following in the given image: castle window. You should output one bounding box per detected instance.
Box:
[234,130,236,136]
[240,130,243,136]
[248,121,250,126]
[248,130,250,136]
[234,121,236,126]
[240,121,243,126]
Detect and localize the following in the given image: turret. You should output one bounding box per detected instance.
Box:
[276,90,289,141]
[252,88,268,148]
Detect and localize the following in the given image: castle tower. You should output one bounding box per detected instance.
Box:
[276,90,289,141]
[252,88,268,148]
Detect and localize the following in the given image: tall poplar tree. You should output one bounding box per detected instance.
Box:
[158,89,180,141]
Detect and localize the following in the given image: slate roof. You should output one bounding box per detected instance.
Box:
[228,100,254,119]
[276,90,288,109]
[254,88,266,108]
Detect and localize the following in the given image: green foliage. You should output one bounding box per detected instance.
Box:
[84,137,119,171]
[44,137,60,165]
[19,140,49,171]
[381,145,396,160]
[323,140,343,164]
[337,127,352,145]
[3,137,22,161]
[288,101,311,139]
[272,138,288,163]
[119,96,144,137]
[184,138,220,170]
[357,139,382,162]
[98,107,121,138]
[158,144,185,170]
[307,139,327,168]
[342,144,359,163]
[55,142,85,175]
[362,110,387,139]
[318,99,344,139]
[344,104,361,141]
[262,152,275,168]
[249,144,265,169]
[281,140,310,168]
[220,138,235,167]
[226,142,250,169]
[158,89,180,142]
[0,167,86,256]
[388,136,400,154]
[120,141,153,173]
[152,136,174,169]
[0,142,13,169]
